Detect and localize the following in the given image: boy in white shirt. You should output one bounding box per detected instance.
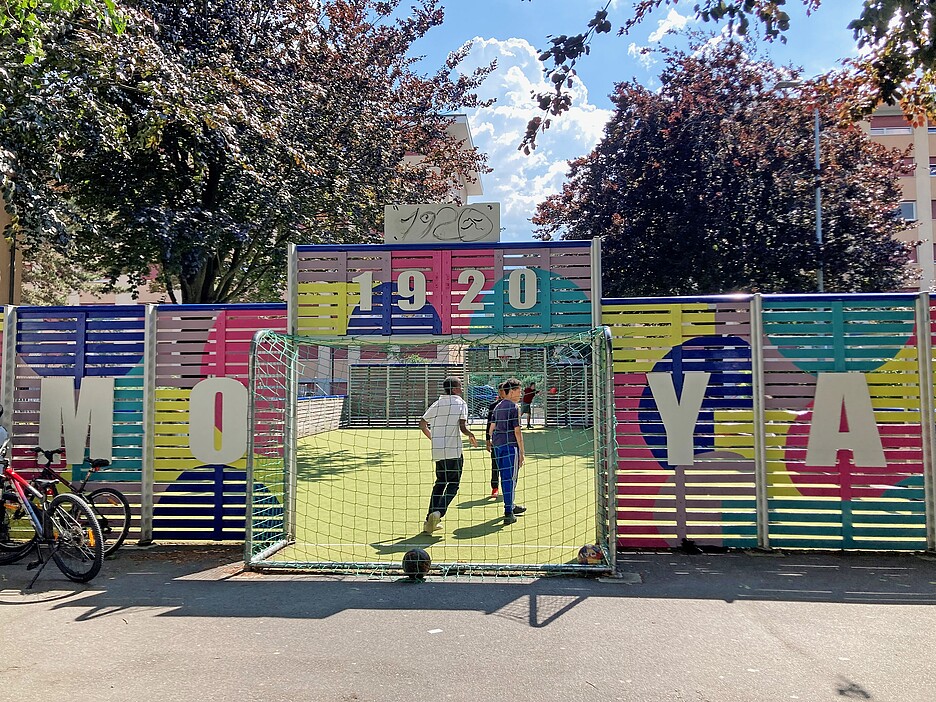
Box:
[419,377,478,534]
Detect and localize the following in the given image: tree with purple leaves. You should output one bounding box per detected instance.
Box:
[523,0,935,151]
[533,41,913,296]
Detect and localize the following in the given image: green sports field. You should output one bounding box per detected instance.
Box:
[266,426,598,568]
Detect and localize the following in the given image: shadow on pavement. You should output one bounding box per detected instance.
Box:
[1,547,934,628]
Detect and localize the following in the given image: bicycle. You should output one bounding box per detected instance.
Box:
[0,441,104,587]
[30,447,131,557]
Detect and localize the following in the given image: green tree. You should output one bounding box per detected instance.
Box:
[1,0,492,303]
[533,41,912,296]
[523,0,935,150]
[0,0,123,59]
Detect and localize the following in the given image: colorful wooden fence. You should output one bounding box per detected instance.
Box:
[2,291,936,551]
[604,297,758,548]
[292,242,597,337]
[153,305,287,540]
[6,305,148,540]
[1,303,286,544]
[605,293,936,551]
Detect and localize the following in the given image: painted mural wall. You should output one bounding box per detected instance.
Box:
[4,289,935,551]
[3,304,286,543]
[604,293,933,551]
[293,242,595,337]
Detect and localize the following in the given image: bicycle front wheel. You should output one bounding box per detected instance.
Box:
[47,493,104,583]
[0,497,40,565]
[86,487,131,556]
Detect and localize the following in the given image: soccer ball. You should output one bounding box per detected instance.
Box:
[576,544,603,565]
[402,548,431,579]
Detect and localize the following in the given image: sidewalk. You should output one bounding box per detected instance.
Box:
[2,547,934,701]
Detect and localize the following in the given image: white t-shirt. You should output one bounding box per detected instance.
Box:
[422,394,468,461]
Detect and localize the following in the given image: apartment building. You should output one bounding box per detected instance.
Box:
[866,106,936,290]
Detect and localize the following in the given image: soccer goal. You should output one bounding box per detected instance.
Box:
[245,328,616,574]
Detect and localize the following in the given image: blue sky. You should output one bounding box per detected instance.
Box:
[406,0,868,241]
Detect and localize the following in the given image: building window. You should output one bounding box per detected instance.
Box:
[870,126,913,135]
[931,164,936,177]
[899,202,917,221]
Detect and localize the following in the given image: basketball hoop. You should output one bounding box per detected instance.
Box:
[489,345,519,370]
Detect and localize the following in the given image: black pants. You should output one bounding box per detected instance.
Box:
[427,456,463,519]
[490,454,499,490]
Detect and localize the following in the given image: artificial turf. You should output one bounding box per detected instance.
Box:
[264,426,598,567]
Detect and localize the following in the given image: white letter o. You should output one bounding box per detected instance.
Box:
[189,378,249,465]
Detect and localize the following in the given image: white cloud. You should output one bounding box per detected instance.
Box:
[457,37,612,242]
[648,8,691,43]
[628,42,657,70]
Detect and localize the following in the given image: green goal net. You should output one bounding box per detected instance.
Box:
[245,329,616,575]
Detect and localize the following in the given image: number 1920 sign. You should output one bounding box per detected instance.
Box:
[292,241,598,337]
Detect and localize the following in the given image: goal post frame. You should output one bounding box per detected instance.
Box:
[245,328,617,574]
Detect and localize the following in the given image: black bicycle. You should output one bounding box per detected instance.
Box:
[30,447,131,557]
[0,442,104,586]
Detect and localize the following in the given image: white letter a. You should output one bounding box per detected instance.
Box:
[805,372,885,468]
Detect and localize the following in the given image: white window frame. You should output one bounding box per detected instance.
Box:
[870,126,914,135]
[899,201,917,221]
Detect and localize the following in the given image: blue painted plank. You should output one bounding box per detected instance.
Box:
[16,344,79,353]
[84,355,145,365]
[17,321,81,331]
[545,313,593,324]
[849,511,927,524]
[17,330,78,340]
[767,510,843,523]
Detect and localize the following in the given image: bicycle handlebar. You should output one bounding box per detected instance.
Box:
[31,447,64,465]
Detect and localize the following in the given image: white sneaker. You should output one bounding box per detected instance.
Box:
[423,511,442,534]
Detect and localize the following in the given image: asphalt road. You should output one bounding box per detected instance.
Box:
[1,547,934,702]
